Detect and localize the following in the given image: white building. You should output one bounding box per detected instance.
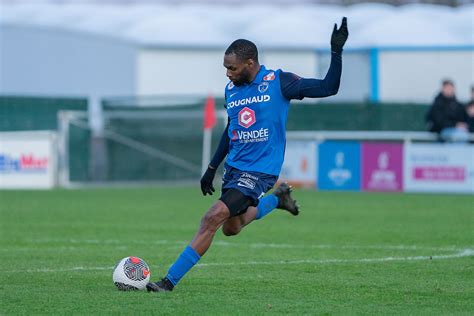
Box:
[1,2,473,103]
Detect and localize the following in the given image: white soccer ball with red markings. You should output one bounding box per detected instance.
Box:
[113,256,151,291]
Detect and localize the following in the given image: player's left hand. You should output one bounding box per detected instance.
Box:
[200,166,217,196]
[331,17,349,54]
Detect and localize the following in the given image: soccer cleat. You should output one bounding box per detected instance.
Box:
[273,182,299,216]
[146,277,174,292]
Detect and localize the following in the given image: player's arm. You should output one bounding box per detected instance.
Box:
[281,17,348,100]
[209,118,230,169]
[200,118,230,196]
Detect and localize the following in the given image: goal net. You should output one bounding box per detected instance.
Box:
[58,105,226,187]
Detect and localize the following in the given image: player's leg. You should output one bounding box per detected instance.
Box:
[146,200,231,292]
[222,206,257,236]
[221,183,299,236]
[219,188,255,236]
[189,200,231,255]
[220,168,280,236]
[259,182,299,217]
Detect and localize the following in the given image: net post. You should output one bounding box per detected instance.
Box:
[57,111,70,188]
[202,129,212,176]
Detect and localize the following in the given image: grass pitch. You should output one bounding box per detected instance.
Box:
[1,187,473,315]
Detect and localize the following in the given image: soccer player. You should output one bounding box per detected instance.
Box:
[147,17,349,292]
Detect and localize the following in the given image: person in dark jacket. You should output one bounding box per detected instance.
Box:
[466,100,474,133]
[425,79,469,142]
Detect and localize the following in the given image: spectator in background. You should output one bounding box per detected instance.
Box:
[425,79,469,142]
[466,100,474,133]
[465,85,474,134]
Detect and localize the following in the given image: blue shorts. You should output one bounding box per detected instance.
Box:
[221,163,278,207]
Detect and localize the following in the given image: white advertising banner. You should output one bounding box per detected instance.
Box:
[404,144,474,193]
[280,140,317,187]
[0,131,57,189]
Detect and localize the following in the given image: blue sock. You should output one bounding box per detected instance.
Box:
[166,245,201,286]
[255,194,279,220]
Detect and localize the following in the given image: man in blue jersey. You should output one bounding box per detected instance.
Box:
[147,17,348,292]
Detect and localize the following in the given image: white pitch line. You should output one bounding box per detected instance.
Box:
[14,238,469,253]
[243,243,465,252]
[196,249,474,267]
[1,243,464,253]
[2,249,473,274]
[2,266,117,273]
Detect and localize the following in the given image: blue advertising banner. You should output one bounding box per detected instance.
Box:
[318,141,361,191]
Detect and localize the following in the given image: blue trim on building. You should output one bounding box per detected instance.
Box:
[375,45,474,52]
[315,45,474,53]
[312,46,474,104]
[369,48,379,103]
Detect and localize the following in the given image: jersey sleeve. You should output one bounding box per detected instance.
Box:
[279,71,303,100]
[280,51,342,100]
[209,118,230,169]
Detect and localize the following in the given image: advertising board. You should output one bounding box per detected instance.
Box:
[362,143,403,192]
[0,131,57,189]
[280,141,317,187]
[404,144,474,193]
[318,141,361,191]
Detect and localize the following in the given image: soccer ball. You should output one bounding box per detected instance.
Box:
[112,256,151,291]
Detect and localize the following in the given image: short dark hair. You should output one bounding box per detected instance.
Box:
[225,39,258,62]
[442,79,454,86]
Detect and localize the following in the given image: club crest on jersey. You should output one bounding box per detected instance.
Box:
[258,82,269,93]
[227,81,234,90]
[263,72,275,81]
[238,107,256,128]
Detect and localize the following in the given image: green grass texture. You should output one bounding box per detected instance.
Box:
[1,188,473,315]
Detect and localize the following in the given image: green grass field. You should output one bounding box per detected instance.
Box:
[1,187,473,315]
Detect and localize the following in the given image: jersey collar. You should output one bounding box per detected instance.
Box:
[250,65,267,85]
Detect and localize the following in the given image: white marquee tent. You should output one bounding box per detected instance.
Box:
[1,2,473,48]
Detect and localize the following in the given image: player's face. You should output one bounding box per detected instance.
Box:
[224,53,253,86]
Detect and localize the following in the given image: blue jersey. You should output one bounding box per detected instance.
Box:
[210,52,341,176]
[224,66,289,176]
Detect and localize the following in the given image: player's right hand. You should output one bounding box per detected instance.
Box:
[200,166,217,196]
